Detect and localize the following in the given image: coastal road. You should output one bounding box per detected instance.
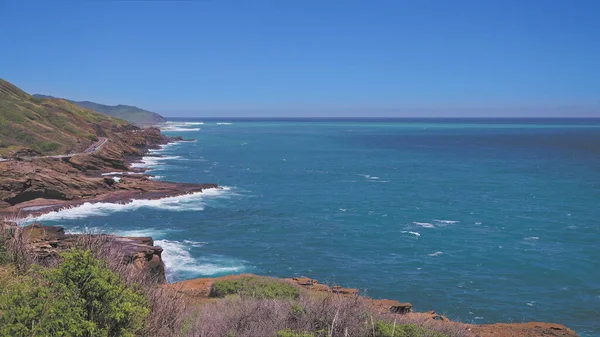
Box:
[1,137,108,161]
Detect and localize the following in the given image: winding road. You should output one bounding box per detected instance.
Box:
[0,137,108,161]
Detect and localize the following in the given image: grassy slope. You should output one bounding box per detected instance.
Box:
[34,94,166,125]
[0,79,130,156]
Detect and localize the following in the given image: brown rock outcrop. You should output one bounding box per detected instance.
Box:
[20,223,166,283]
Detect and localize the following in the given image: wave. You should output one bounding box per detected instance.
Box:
[149,175,165,180]
[156,239,246,282]
[428,251,443,257]
[101,171,141,176]
[414,222,435,228]
[524,236,539,241]
[161,127,201,132]
[24,187,232,222]
[401,231,421,238]
[433,219,459,224]
[131,155,182,169]
[358,174,380,180]
[216,122,233,125]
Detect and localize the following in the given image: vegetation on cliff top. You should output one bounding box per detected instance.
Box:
[0,79,130,156]
[0,224,469,337]
[33,94,166,126]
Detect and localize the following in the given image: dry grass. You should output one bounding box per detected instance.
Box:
[0,224,472,337]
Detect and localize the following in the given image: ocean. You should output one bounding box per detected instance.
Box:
[28,118,600,336]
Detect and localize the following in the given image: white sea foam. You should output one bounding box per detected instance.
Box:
[101,171,141,176]
[414,222,435,228]
[524,236,539,241]
[161,127,201,132]
[180,122,204,125]
[131,155,182,168]
[112,177,121,183]
[359,174,380,180]
[156,239,245,281]
[149,175,165,180]
[216,122,233,125]
[114,228,170,238]
[401,231,421,238]
[428,251,443,257]
[183,239,208,247]
[433,219,459,224]
[23,187,232,222]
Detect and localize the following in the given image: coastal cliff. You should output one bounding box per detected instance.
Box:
[0,79,219,217]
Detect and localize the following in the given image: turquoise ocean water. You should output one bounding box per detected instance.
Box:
[29,119,600,336]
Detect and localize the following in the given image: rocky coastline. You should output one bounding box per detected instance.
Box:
[1,220,580,337]
[0,127,581,336]
[0,127,219,219]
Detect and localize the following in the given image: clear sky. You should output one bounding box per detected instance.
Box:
[1,0,599,117]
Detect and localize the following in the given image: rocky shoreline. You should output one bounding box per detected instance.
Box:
[0,127,219,220]
[2,220,580,337]
[0,127,581,336]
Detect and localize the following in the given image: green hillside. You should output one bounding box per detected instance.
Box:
[0,79,129,157]
[33,95,166,125]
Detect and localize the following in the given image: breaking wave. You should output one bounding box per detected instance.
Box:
[156,239,246,282]
[131,155,183,169]
[433,219,460,225]
[23,187,232,222]
[414,222,435,228]
[401,231,421,238]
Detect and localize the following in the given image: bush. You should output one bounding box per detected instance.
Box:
[210,276,300,300]
[0,249,149,337]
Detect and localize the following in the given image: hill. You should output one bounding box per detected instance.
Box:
[0,79,130,157]
[33,94,166,125]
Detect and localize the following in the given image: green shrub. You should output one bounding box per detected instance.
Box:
[276,329,315,337]
[86,134,99,141]
[210,276,300,300]
[375,320,449,337]
[35,141,61,153]
[0,249,150,337]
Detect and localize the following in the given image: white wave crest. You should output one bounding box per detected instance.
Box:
[131,155,182,169]
[156,239,245,282]
[428,251,443,257]
[401,231,421,238]
[216,122,233,125]
[524,236,539,241]
[24,187,231,222]
[359,174,380,180]
[149,175,165,180]
[414,222,435,228]
[161,127,200,132]
[433,219,459,224]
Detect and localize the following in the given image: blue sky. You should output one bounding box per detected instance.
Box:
[1,0,599,117]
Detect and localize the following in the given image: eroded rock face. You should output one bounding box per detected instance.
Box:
[21,223,166,283]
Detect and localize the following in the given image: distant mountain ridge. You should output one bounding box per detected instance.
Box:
[33,94,166,125]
